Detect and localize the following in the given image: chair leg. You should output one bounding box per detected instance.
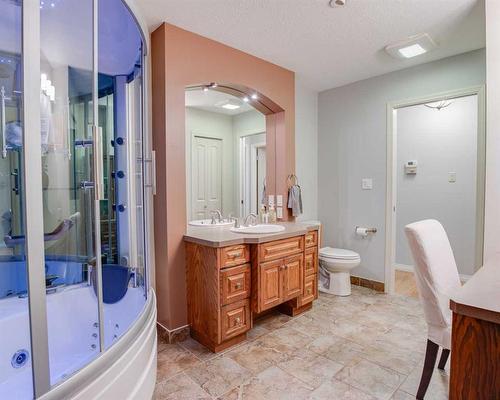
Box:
[438,348,450,370]
[416,339,439,400]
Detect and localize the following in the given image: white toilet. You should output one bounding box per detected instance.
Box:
[318,247,361,296]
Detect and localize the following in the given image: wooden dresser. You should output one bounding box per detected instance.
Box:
[185,225,319,352]
[449,264,500,399]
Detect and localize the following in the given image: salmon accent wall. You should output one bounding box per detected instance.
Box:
[151,23,295,330]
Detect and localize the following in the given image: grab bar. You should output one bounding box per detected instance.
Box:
[0,86,11,159]
[4,212,80,246]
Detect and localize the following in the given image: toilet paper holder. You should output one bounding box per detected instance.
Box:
[355,226,377,237]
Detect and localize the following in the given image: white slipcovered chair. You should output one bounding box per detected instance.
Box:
[404,219,462,399]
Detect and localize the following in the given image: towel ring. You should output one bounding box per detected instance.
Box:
[287,174,299,187]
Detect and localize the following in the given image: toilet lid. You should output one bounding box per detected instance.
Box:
[319,247,360,260]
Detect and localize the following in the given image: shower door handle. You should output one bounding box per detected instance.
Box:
[0,86,10,159]
[92,125,105,200]
[144,150,157,195]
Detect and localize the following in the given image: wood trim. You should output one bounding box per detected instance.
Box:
[450,300,500,325]
[279,302,312,317]
[350,275,385,292]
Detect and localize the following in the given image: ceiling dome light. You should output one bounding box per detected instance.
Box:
[329,0,346,7]
[385,33,437,59]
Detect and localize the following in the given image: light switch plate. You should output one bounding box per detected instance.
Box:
[277,207,283,219]
[362,178,373,190]
[448,172,457,183]
[268,195,275,206]
[276,195,283,207]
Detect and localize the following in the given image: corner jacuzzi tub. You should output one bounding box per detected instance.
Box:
[0,262,156,400]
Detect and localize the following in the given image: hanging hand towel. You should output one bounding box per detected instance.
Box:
[288,184,303,217]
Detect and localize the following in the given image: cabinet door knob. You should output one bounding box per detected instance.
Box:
[235,282,242,289]
[235,317,241,325]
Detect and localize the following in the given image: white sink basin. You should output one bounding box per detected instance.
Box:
[230,224,286,234]
[189,219,234,227]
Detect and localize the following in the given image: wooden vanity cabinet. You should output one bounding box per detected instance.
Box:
[185,228,320,352]
[186,242,252,352]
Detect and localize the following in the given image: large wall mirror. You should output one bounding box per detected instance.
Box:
[185,86,267,224]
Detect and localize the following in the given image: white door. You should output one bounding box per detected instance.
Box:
[192,136,222,220]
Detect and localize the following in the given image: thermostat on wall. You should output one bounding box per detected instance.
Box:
[405,160,417,175]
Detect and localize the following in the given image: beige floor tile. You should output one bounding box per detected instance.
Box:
[156,344,202,383]
[255,325,313,354]
[226,341,287,374]
[154,372,211,400]
[154,288,431,399]
[219,366,313,400]
[307,334,364,366]
[178,336,219,362]
[186,356,251,398]
[277,348,344,389]
[390,390,415,400]
[399,361,449,400]
[358,341,422,375]
[309,379,377,400]
[335,359,405,400]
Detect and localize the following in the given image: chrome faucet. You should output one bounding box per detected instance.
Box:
[243,213,258,227]
[210,209,223,224]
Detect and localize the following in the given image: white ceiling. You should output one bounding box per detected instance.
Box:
[137,0,485,92]
[186,89,256,115]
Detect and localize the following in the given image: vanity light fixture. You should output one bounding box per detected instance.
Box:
[209,82,218,88]
[203,86,209,92]
[221,102,241,110]
[385,33,437,59]
[251,93,258,100]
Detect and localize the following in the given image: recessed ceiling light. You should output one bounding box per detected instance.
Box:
[251,93,258,100]
[243,97,249,102]
[385,33,437,59]
[398,44,426,58]
[221,103,241,110]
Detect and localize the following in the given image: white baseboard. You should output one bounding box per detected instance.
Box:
[394,263,471,282]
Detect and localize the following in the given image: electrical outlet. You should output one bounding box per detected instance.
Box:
[277,207,283,219]
[448,172,457,183]
[268,195,275,206]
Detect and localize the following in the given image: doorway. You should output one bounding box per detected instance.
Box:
[385,86,486,295]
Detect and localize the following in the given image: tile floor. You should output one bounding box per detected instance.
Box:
[154,286,449,400]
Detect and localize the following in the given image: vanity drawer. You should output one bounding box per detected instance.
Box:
[220,245,250,268]
[305,230,318,248]
[220,299,251,341]
[304,247,318,277]
[220,264,251,305]
[301,274,317,305]
[259,236,304,262]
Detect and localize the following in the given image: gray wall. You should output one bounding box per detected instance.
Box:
[396,96,478,276]
[318,49,486,282]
